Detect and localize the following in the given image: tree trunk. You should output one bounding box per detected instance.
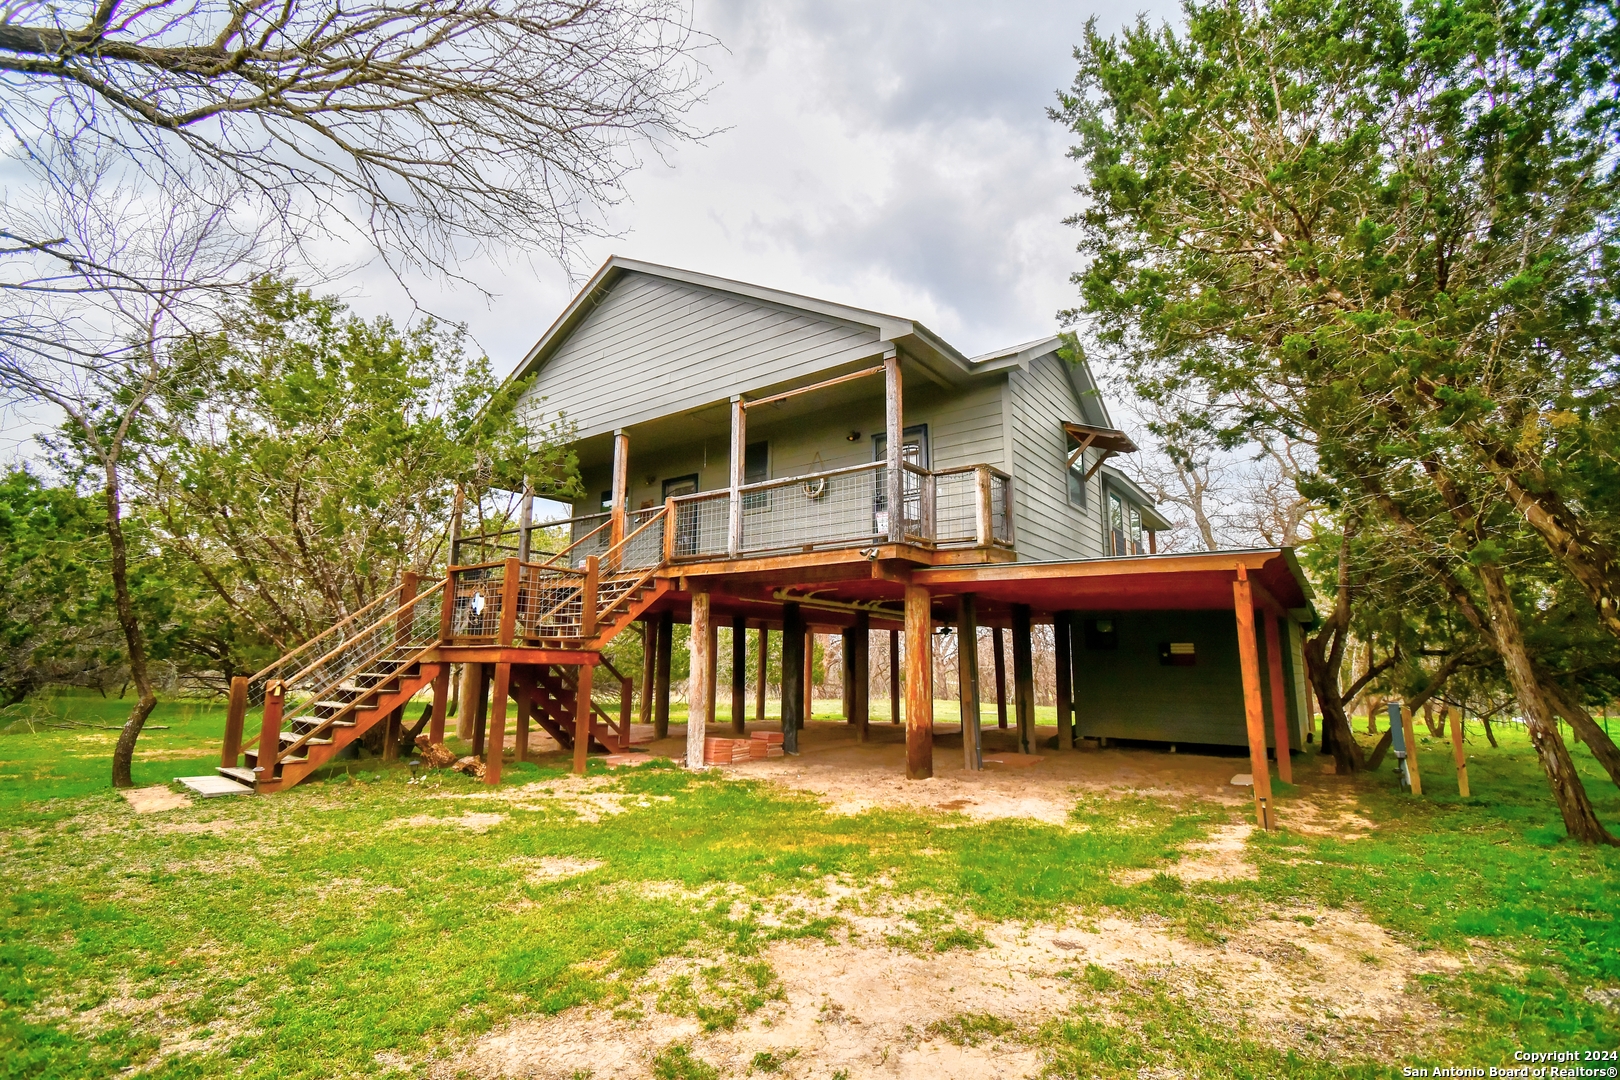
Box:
[1309,663,1363,773]
[1538,678,1620,789]
[1482,717,1498,747]
[1366,729,1394,770]
[1476,564,1614,844]
[106,461,158,789]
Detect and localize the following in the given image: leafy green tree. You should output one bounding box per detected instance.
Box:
[144,279,579,654]
[1057,0,1620,840]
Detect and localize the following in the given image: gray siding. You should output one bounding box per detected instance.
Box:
[517,272,883,442]
[1008,352,1106,561]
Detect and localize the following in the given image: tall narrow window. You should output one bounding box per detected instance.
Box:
[1129,504,1144,555]
[742,441,769,509]
[1108,491,1126,556]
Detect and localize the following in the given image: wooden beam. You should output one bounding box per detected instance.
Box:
[1012,604,1036,755]
[654,611,673,739]
[486,661,511,785]
[428,662,450,744]
[957,594,982,770]
[610,431,629,550]
[1232,567,1276,830]
[889,628,901,724]
[1263,610,1294,784]
[731,616,747,734]
[1399,704,1424,795]
[223,676,247,768]
[755,627,768,723]
[573,662,593,775]
[884,351,904,544]
[781,602,803,753]
[993,626,1008,729]
[851,612,870,743]
[1054,610,1075,751]
[689,589,714,770]
[743,362,886,409]
[1449,705,1470,797]
[904,583,933,779]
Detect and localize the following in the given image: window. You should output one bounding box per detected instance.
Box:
[1108,491,1127,556]
[599,490,612,510]
[742,441,769,510]
[1067,458,1088,508]
[662,474,699,499]
[1129,504,1144,555]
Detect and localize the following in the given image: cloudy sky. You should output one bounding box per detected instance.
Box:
[347,0,1183,377]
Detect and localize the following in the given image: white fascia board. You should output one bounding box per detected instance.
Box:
[1099,464,1173,530]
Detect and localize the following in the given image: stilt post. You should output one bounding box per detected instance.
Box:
[639,620,655,727]
[802,631,813,725]
[573,662,594,775]
[904,584,934,779]
[255,680,284,788]
[654,611,673,738]
[1053,610,1074,751]
[428,662,450,744]
[688,590,714,769]
[485,662,511,785]
[1011,604,1036,755]
[1232,567,1276,830]
[1263,610,1294,784]
[993,625,1008,729]
[781,602,803,753]
[731,616,747,734]
[889,628,901,724]
[841,628,854,723]
[755,627,768,723]
[469,663,489,756]
[957,594,982,770]
[851,612,870,743]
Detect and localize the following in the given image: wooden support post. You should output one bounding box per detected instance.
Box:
[904,584,933,779]
[469,663,489,755]
[610,431,629,552]
[382,706,402,762]
[755,627,768,723]
[573,662,594,775]
[497,560,518,647]
[1053,610,1074,751]
[1011,604,1036,756]
[639,620,654,727]
[1263,610,1294,784]
[255,680,284,787]
[689,590,714,769]
[1232,567,1276,830]
[781,602,803,753]
[973,466,994,548]
[841,629,854,724]
[1449,705,1470,796]
[1400,704,1423,795]
[851,612,870,743]
[662,497,678,564]
[957,594,981,770]
[514,676,532,763]
[993,625,1008,729]
[619,675,632,741]
[429,663,450,744]
[803,631,814,725]
[884,350,904,544]
[728,397,745,557]
[485,662,511,785]
[439,566,457,644]
[731,616,747,734]
[223,675,248,767]
[1068,613,1085,746]
[889,629,901,724]
[654,611,673,739]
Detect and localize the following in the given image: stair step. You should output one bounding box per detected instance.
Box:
[280,732,332,746]
[217,766,258,786]
[291,716,355,730]
[314,699,378,713]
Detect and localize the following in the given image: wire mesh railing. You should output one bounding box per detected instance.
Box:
[934,467,979,545]
[731,463,886,556]
[611,506,667,570]
[516,563,588,642]
[246,584,404,707]
[450,562,506,643]
[990,470,1013,545]
[274,579,447,732]
[670,491,730,559]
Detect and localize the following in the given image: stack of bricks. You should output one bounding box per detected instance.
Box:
[751,731,785,758]
[702,732,785,765]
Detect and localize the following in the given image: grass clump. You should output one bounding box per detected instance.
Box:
[925,1011,1020,1047]
[650,1043,718,1080]
[883,908,989,955]
[748,1047,799,1073]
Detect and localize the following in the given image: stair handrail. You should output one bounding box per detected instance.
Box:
[592,563,663,629]
[262,579,447,771]
[246,583,405,700]
[599,504,669,572]
[532,515,613,570]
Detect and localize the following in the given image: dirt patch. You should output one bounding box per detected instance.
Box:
[1281,796,1380,839]
[511,856,604,883]
[429,774,671,823]
[1113,823,1257,885]
[399,811,507,832]
[439,892,1468,1079]
[120,785,191,813]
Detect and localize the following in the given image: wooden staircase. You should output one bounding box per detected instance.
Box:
[518,664,633,754]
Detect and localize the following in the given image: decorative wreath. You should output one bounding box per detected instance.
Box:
[801,453,828,500]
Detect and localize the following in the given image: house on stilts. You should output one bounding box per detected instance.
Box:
[218,258,1316,830]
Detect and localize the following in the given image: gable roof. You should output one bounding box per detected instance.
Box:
[512,256,990,385]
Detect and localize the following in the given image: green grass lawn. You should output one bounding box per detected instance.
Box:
[1,692,1617,1078]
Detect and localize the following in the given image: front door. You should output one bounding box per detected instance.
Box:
[663,474,700,555]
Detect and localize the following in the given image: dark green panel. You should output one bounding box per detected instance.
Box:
[1071,609,1252,747]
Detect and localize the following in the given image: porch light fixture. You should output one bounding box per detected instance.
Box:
[846,430,860,441]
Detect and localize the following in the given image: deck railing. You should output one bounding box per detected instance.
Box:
[666,461,1013,561]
